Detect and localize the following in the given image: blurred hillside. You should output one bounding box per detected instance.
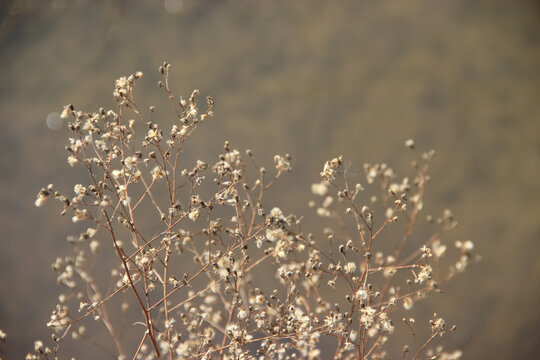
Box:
[0,0,539,359]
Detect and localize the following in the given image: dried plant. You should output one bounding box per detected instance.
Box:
[30,62,475,360]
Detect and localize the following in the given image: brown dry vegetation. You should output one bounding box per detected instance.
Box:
[0,0,539,359]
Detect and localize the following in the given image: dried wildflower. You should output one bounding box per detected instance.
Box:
[274,154,292,172]
[405,138,415,149]
[47,305,69,332]
[344,262,357,274]
[146,128,162,141]
[34,189,49,207]
[457,240,474,252]
[416,265,433,284]
[73,184,86,195]
[89,240,99,254]
[432,239,447,257]
[431,315,446,332]
[403,297,414,310]
[311,182,328,196]
[439,350,463,360]
[361,307,377,327]
[188,209,200,221]
[67,155,78,167]
[356,287,369,302]
[152,166,167,180]
[60,104,73,119]
[320,156,342,180]
[32,64,473,360]
[270,207,284,219]
[316,207,331,217]
[266,228,285,242]
[382,313,395,330]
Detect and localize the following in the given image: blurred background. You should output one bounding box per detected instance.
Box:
[0,0,539,358]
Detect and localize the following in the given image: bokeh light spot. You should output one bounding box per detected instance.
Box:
[164,0,183,14]
[46,112,63,130]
